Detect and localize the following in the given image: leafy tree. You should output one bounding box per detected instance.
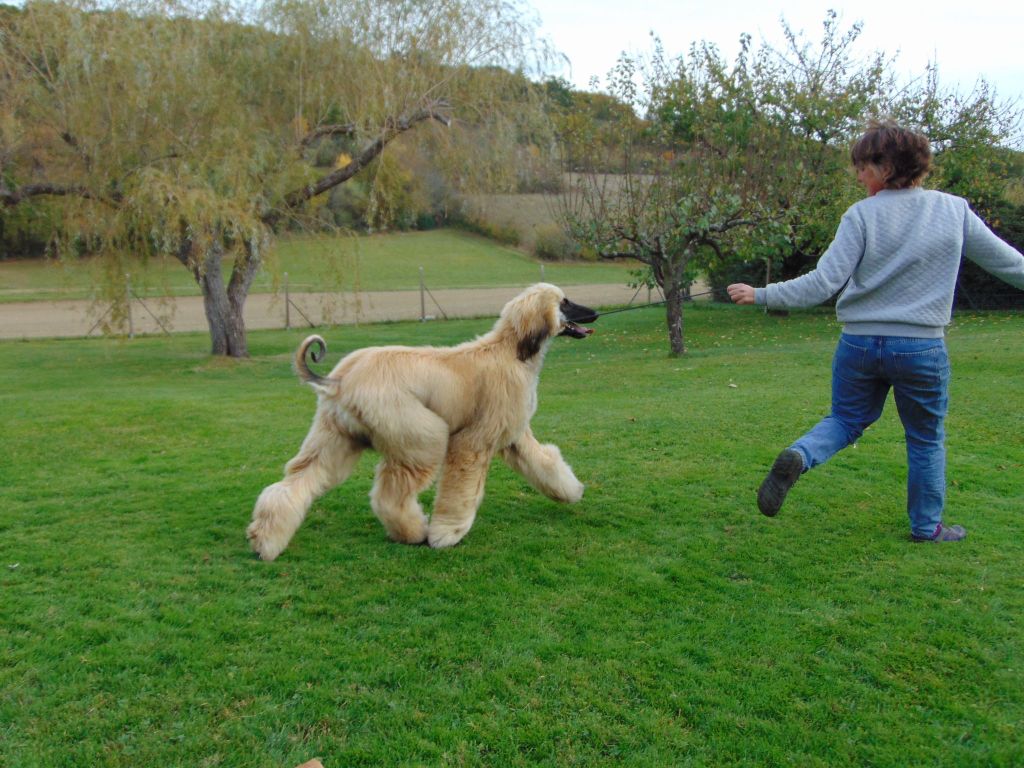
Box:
[559,18,895,352]
[558,42,787,356]
[677,12,1020,304]
[0,0,546,356]
[897,66,1023,215]
[738,13,894,285]
[556,11,1021,353]
[741,13,1022,288]
[893,71,1024,309]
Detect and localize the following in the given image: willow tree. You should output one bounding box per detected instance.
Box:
[0,0,546,356]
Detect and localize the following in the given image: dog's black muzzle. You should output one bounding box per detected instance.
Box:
[559,297,598,338]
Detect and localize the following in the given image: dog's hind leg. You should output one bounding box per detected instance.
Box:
[501,426,584,503]
[370,460,438,544]
[369,407,448,545]
[248,411,364,561]
[428,437,493,549]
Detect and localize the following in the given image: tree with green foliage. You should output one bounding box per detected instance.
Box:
[894,70,1024,309]
[558,42,790,356]
[0,0,546,356]
[729,12,1021,290]
[558,11,1022,356]
[898,66,1022,215]
[732,13,895,286]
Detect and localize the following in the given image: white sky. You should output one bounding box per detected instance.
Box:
[527,0,1024,104]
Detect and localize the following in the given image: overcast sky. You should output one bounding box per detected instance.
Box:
[527,0,1023,104]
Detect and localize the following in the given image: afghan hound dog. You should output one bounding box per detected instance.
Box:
[247,283,598,559]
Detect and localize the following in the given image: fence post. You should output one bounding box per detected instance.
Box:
[540,263,545,282]
[284,272,291,330]
[126,273,134,339]
[419,267,426,322]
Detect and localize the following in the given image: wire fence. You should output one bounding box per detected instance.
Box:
[4,266,1020,342]
[1,266,665,340]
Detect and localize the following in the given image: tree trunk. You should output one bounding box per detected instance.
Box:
[198,242,250,358]
[653,255,686,356]
[664,281,685,356]
[179,232,267,358]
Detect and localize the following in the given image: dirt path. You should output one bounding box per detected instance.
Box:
[0,283,670,340]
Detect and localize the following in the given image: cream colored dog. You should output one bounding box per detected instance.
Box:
[247,283,598,559]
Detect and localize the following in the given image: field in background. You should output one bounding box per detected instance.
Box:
[2,305,1023,766]
[463,192,560,251]
[0,228,640,305]
[464,177,635,253]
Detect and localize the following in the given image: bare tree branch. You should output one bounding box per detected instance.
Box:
[0,181,115,208]
[273,102,451,220]
[298,123,358,149]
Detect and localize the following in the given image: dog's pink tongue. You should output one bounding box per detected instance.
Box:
[584,327,595,335]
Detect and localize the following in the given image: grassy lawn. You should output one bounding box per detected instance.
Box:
[0,229,639,304]
[2,305,1022,767]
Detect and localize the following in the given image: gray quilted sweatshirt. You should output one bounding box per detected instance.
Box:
[755,188,1024,337]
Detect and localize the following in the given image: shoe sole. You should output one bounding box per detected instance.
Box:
[757,450,803,517]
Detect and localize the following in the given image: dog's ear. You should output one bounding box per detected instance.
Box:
[515,295,552,361]
[510,286,561,361]
[517,330,548,361]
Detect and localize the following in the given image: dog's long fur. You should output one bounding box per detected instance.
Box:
[247,283,596,559]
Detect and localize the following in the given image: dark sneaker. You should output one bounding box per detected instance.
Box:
[912,523,967,542]
[757,449,803,517]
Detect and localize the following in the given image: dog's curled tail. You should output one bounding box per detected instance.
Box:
[294,335,330,390]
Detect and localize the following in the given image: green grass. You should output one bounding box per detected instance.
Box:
[2,305,1023,767]
[0,229,638,303]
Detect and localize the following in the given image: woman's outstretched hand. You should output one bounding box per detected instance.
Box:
[727,283,755,305]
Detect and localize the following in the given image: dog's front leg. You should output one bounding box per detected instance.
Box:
[428,440,493,549]
[501,426,584,504]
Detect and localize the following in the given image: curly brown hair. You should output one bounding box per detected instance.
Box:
[850,121,932,190]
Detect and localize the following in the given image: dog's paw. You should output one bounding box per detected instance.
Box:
[562,479,584,504]
[427,524,468,549]
[246,521,285,562]
[388,529,429,546]
[546,475,583,504]
[382,512,429,545]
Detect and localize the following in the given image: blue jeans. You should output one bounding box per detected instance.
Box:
[790,334,950,538]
